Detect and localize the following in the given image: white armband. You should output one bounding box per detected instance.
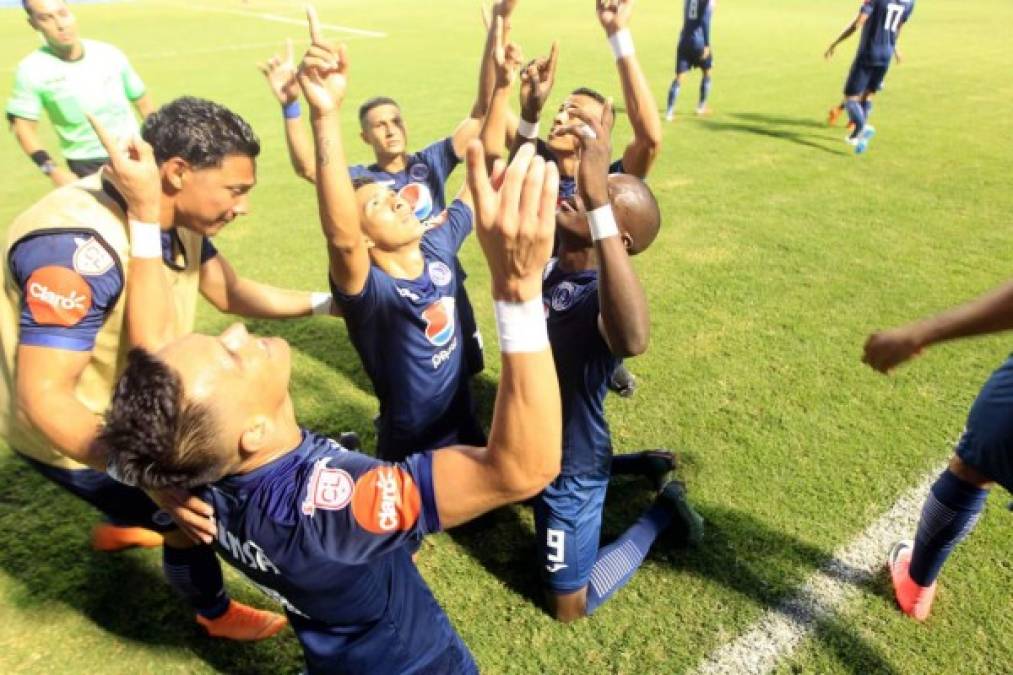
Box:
[310,291,334,316]
[587,204,619,241]
[128,220,162,259]
[517,118,540,140]
[608,29,635,61]
[494,297,548,353]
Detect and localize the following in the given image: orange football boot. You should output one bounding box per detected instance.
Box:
[828,105,843,126]
[196,600,288,641]
[888,540,937,621]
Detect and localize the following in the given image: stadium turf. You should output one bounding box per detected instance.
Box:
[0,0,1010,672]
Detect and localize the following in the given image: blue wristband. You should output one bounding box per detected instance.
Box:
[282,100,302,119]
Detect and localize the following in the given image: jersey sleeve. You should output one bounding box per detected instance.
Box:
[417,137,461,183]
[902,0,915,22]
[301,450,441,564]
[421,199,472,257]
[6,62,41,121]
[116,48,147,101]
[200,237,218,264]
[860,0,874,16]
[330,265,386,324]
[10,232,123,352]
[573,283,610,355]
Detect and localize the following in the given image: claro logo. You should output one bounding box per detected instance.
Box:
[351,466,422,534]
[25,266,92,327]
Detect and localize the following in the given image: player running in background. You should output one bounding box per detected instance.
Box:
[6,0,155,186]
[100,18,563,670]
[825,0,915,154]
[664,0,715,121]
[863,278,1013,620]
[0,97,340,641]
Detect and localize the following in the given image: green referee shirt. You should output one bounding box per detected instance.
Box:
[6,38,146,161]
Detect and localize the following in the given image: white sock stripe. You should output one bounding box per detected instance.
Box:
[589,540,642,596]
[919,491,957,541]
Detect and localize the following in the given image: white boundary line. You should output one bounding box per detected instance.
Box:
[180,3,387,38]
[693,464,945,675]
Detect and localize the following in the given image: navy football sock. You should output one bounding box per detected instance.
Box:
[585,504,671,615]
[908,470,988,587]
[845,100,865,137]
[861,99,873,121]
[610,451,669,477]
[699,76,712,108]
[666,80,680,112]
[162,544,231,619]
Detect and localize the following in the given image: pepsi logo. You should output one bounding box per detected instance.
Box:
[421,296,456,347]
[398,182,434,220]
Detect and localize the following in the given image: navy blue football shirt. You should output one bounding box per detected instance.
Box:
[348,137,458,222]
[680,0,713,51]
[857,0,915,66]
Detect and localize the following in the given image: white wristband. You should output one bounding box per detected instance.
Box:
[128,219,162,259]
[517,118,540,140]
[494,297,548,353]
[587,204,619,241]
[608,29,635,61]
[310,291,333,316]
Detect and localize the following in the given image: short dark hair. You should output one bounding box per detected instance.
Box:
[141,96,260,169]
[570,87,608,105]
[351,175,377,191]
[101,348,225,490]
[357,96,400,127]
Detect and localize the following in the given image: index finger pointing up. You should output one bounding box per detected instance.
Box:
[306,4,324,44]
[86,113,122,163]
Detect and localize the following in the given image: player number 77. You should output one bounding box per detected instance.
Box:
[885,3,905,32]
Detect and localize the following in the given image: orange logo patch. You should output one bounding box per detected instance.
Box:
[351,466,422,534]
[25,266,92,327]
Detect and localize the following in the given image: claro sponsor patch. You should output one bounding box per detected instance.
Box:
[25,266,92,327]
[351,466,422,534]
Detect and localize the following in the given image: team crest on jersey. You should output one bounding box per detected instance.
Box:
[408,163,430,182]
[72,237,115,276]
[421,296,456,346]
[550,281,577,312]
[428,261,452,287]
[25,266,92,327]
[301,457,354,517]
[351,466,422,534]
[398,182,434,220]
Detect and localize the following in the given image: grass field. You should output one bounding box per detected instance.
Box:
[2,0,1012,673]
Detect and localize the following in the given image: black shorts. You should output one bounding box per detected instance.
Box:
[67,157,107,178]
[844,60,888,97]
[954,356,1013,495]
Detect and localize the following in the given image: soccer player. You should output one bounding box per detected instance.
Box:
[6,0,155,186]
[0,96,337,640]
[824,0,915,154]
[664,0,715,121]
[532,101,702,622]
[510,0,662,398]
[99,43,563,675]
[863,280,1013,621]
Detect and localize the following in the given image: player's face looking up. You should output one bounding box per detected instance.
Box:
[168,154,257,236]
[25,0,78,51]
[355,182,426,250]
[359,104,407,158]
[548,94,606,154]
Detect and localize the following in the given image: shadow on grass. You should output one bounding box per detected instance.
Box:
[697,112,847,156]
[0,454,303,673]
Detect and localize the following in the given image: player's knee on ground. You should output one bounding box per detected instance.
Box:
[546,587,588,623]
[947,455,995,489]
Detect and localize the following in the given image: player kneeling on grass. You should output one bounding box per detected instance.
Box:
[535,100,703,622]
[864,278,1013,621]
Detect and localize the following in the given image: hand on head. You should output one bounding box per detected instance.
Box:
[551,99,615,207]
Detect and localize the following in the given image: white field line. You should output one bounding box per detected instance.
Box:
[693,464,945,675]
[180,3,387,38]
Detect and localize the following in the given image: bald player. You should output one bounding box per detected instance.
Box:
[534,102,702,622]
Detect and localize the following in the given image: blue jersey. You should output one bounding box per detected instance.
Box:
[348,137,459,222]
[680,0,713,51]
[199,430,476,674]
[535,139,625,203]
[9,225,215,352]
[856,0,914,66]
[332,201,472,448]
[543,261,618,477]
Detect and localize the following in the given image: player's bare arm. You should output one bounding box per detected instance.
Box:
[299,7,370,297]
[825,12,868,59]
[863,280,1013,374]
[10,116,76,186]
[477,15,522,173]
[259,39,317,184]
[597,0,662,178]
[432,141,561,528]
[199,253,336,318]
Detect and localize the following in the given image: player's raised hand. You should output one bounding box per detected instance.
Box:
[552,100,614,207]
[597,0,634,35]
[494,0,519,20]
[466,141,558,302]
[492,15,523,87]
[86,113,160,223]
[258,39,300,105]
[297,6,349,114]
[519,41,559,117]
[862,326,924,374]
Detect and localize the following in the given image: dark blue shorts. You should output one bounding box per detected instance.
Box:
[534,474,609,593]
[18,453,176,532]
[844,60,888,97]
[676,41,713,74]
[954,356,1013,495]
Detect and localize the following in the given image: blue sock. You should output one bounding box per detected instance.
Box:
[666,80,680,113]
[699,76,712,108]
[845,100,865,137]
[908,470,988,587]
[162,544,231,619]
[862,99,873,121]
[585,503,672,615]
[610,451,661,477]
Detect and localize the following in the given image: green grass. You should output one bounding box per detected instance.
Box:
[1,0,1012,672]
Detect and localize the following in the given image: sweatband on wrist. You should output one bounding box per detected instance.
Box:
[30,149,53,168]
[283,100,302,119]
[608,29,635,61]
[587,204,619,241]
[310,291,333,316]
[517,118,540,140]
[128,219,163,259]
[494,297,548,353]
